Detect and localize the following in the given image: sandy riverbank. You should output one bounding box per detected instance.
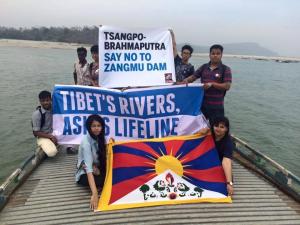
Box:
[1,39,300,62]
[0,39,88,50]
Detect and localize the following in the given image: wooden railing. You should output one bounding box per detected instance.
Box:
[232,134,300,202]
[0,148,45,210]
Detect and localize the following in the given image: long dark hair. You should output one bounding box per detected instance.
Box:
[86,114,106,176]
[211,116,230,141]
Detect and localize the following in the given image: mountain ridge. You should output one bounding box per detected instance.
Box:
[178,42,279,57]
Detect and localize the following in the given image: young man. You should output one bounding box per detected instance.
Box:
[182,44,232,123]
[174,45,195,82]
[89,45,99,86]
[73,47,92,86]
[171,30,195,82]
[32,91,58,157]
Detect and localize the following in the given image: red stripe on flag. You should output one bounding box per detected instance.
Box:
[120,142,160,158]
[164,139,185,156]
[109,172,155,204]
[180,135,215,163]
[113,153,155,168]
[184,166,226,183]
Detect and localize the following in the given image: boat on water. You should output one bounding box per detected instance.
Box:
[0,135,299,225]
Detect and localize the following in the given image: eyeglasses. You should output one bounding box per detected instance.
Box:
[182,51,191,55]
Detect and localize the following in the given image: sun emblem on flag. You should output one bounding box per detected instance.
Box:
[154,154,184,176]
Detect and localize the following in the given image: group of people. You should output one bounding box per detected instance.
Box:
[31,43,105,210]
[172,30,234,197]
[31,35,234,210]
[31,91,106,209]
[73,45,100,86]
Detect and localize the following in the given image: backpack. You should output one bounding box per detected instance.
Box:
[32,106,46,131]
[89,62,94,75]
[198,63,228,96]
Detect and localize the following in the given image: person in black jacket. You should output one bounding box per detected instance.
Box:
[211,116,234,196]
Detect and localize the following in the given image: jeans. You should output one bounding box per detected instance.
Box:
[77,173,104,188]
[201,106,225,125]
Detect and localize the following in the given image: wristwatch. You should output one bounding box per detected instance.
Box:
[227,181,233,186]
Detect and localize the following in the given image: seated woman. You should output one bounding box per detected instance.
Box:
[75,114,106,210]
[211,116,234,196]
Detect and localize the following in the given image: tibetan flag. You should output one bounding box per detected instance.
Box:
[97,134,231,211]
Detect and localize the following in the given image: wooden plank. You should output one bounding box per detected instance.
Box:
[1,152,299,225]
[3,212,300,225]
[1,205,297,222]
[2,207,300,225]
[1,201,290,217]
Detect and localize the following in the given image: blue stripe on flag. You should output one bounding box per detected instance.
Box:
[175,138,203,158]
[113,145,154,159]
[144,142,167,156]
[112,167,152,185]
[185,176,227,196]
[184,150,221,170]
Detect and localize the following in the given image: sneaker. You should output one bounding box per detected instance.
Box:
[66,147,77,154]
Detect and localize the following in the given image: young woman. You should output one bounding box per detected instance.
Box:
[211,116,234,196]
[75,114,106,210]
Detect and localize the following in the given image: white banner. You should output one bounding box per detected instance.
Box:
[99,25,175,88]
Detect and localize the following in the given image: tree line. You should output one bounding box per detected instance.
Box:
[0,26,276,56]
[0,26,98,44]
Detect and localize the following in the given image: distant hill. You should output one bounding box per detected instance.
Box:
[179,42,279,57]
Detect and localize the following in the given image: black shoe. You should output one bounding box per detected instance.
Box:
[66,147,77,154]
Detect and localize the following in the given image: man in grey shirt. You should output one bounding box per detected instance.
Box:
[73,47,92,86]
[32,90,58,157]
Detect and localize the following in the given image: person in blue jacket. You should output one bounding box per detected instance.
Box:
[75,114,106,210]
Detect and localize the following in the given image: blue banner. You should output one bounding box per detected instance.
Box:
[52,84,207,144]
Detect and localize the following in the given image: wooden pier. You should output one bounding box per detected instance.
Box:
[1,148,300,225]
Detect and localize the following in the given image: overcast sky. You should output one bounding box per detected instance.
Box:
[1,0,300,57]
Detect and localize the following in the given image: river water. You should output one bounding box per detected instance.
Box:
[0,45,299,182]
